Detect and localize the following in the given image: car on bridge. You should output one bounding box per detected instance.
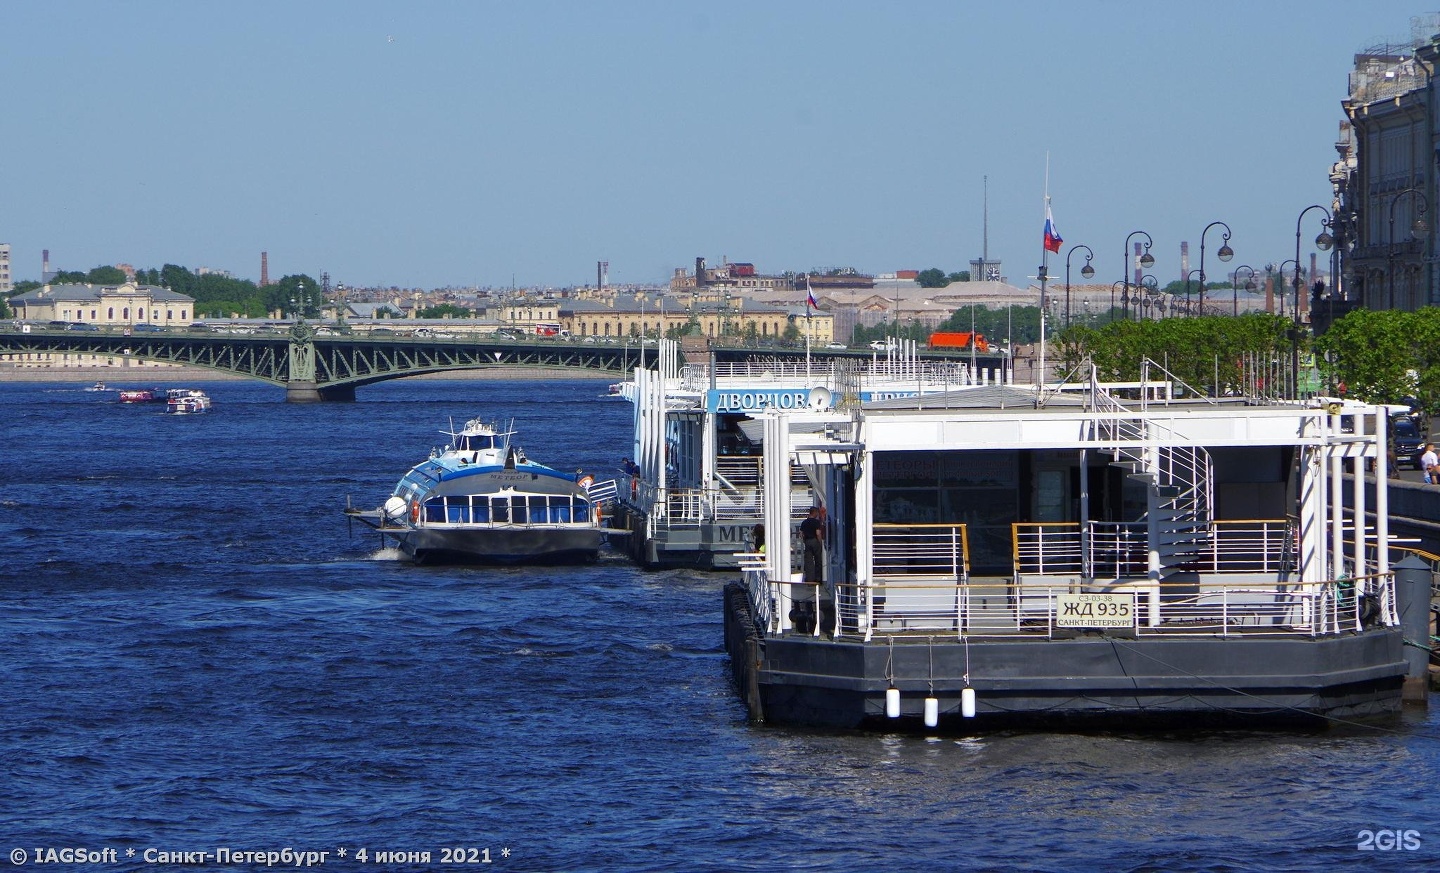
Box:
[1392,416,1426,469]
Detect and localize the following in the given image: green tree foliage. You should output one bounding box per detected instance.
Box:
[1056,313,1294,396]
[951,271,971,282]
[262,274,320,317]
[1314,308,1440,411]
[916,268,949,288]
[12,280,41,295]
[50,270,87,284]
[418,303,474,319]
[85,266,128,284]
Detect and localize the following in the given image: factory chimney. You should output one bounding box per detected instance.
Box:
[260,252,269,287]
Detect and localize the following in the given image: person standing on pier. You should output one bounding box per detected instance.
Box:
[799,506,825,583]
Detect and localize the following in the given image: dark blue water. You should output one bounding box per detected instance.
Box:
[1,377,1437,872]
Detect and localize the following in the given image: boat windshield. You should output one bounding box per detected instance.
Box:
[457,432,496,452]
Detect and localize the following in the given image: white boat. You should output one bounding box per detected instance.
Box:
[346,415,616,565]
[165,389,212,414]
[85,381,110,392]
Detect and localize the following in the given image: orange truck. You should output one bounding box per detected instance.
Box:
[928,331,989,352]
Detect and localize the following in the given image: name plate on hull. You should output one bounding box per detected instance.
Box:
[1055,593,1134,628]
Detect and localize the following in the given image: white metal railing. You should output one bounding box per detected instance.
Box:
[1013,520,1295,580]
[872,523,970,579]
[820,576,1395,640]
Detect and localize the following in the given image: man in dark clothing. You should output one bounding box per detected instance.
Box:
[799,506,825,584]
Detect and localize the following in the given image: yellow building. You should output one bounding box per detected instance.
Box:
[9,282,195,327]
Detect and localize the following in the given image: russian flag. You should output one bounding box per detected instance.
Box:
[806,278,819,311]
[1043,204,1063,253]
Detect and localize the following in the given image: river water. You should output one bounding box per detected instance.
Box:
[0,377,1436,872]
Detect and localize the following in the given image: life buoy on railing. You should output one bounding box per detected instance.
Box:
[410,500,420,523]
[578,475,594,489]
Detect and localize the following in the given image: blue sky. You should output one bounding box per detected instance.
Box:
[5,2,1436,290]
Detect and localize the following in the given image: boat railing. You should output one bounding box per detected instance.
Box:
[823,574,1395,641]
[660,483,813,526]
[1014,519,1294,580]
[679,360,999,391]
[872,523,970,580]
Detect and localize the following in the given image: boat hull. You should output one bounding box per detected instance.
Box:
[723,583,1409,731]
[384,524,602,565]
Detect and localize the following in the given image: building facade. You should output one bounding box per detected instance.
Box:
[1341,27,1440,312]
[9,282,195,327]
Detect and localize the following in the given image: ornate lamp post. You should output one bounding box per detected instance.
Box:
[1109,280,1126,324]
[1138,274,1160,319]
[1065,244,1095,326]
[1386,188,1429,310]
[1198,221,1234,317]
[1273,260,1298,317]
[1121,231,1155,321]
[1183,269,1202,317]
[1294,206,1334,391]
[1230,265,1256,317]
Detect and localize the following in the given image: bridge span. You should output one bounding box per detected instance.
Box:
[0,324,995,401]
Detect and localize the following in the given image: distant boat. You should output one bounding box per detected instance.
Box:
[165,389,212,415]
[85,381,110,392]
[345,414,617,565]
[118,389,154,403]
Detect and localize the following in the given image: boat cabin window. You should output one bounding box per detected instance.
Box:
[422,494,590,524]
[457,433,496,452]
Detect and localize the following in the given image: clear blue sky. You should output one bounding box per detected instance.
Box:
[5,2,1436,290]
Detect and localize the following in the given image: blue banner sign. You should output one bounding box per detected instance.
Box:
[706,387,832,413]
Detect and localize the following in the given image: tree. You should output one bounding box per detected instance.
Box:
[1314,308,1440,411]
[1056,313,1293,396]
[419,303,474,319]
[85,266,128,285]
[916,268,950,288]
[950,271,971,283]
[50,270,87,284]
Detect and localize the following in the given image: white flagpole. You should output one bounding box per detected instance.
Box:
[1039,157,1050,390]
[805,276,813,381]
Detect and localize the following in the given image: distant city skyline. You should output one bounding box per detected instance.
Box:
[4,2,1437,290]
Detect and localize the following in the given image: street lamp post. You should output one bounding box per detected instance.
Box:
[1386,188,1429,310]
[1109,281,1126,324]
[1274,260,1299,317]
[1065,244,1095,326]
[1138,274,1160,319]
[1198,221,1234,318]
[1230,265,1256,317]
[1183,269,1202,317]
[1294,205,1334,393]
[1122,231,1155,321]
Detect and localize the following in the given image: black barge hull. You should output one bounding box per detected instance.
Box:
[724,583,1408,731]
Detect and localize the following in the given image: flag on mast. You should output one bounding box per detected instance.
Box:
[1043,203,1063,253]
[805,277,818,313]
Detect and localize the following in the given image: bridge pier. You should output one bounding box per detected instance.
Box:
[285,381,356,403]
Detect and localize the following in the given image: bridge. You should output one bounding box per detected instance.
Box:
[0,323,1002,401]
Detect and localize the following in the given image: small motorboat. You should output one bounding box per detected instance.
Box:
[86,381,110,392]
[165,389,212,414]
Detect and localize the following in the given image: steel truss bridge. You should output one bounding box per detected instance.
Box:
[0,324,991,402]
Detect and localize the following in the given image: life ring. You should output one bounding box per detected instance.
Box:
[410,500,420,523]
[578,475,594,489]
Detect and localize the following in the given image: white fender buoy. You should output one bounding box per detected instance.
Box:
[961,687,977,718]
[924,696,939,728]
[885,687,900,718]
